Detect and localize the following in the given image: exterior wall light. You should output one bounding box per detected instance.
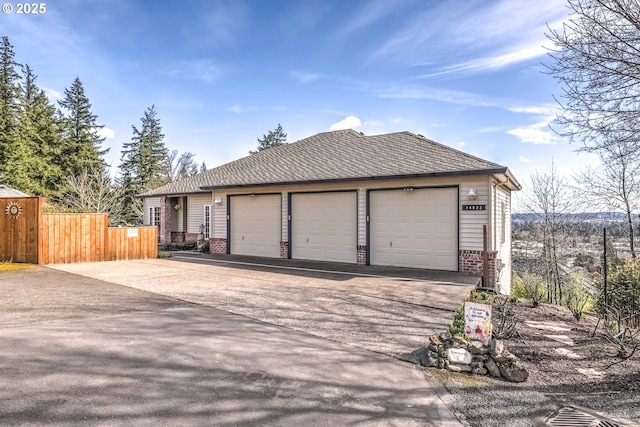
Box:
[467,188,477,200]
[214,197,222,204]
[174,204,181,211]
[403,187,414,192]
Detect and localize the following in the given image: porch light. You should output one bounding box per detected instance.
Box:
[403,187,414,192]
[249,194,255,197]
[174,204,181,211]
[467,189,477,200]
[214,197,222,204]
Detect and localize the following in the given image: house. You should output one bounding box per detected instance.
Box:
[0,185,28,198]
[140,130,521,293]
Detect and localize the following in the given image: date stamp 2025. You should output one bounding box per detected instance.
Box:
[2,3,46,14]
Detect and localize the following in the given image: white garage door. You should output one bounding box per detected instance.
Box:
[291,192,357,263]
[369,187,457,271]
[230,194,281,258]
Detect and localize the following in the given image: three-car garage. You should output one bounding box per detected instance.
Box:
[227,186,458,271]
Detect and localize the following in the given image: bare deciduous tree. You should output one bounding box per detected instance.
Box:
[61,167,128,226]
[575,142,640,257]
[163,150,199,183]
[523,163,577,303]
[546,0,640,152]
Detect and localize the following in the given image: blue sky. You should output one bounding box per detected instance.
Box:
[3,0,597,203]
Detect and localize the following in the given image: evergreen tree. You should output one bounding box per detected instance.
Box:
[58,77,108,177]
[119,105,167,224]
[250,123,287,154]
[200,161,207,173]
[18,65,63,196]
[0,36,30,191]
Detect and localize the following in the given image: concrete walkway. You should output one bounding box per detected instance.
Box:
[0,267,462,426]
[52,257,475,359]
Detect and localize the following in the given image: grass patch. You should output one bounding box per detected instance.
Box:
[157,251,172,259]
[0,261,32,273]
[427,367,494,389]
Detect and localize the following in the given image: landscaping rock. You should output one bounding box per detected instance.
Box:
[492,350,518,363]
[430,335,443,346]
[468,340,489,355]
[447,348,472,365]
[472,367,488,375]
[498,362,529,383]
[489,339,504,356]
[485,358,502,378]
[421,352,439,368]
[448,363,473,373]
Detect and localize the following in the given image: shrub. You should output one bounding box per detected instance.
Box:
[470,290,492,304]
[516,272,547,307]
[157,251,172,259]
[596,259,640,328]
[562,276,593,320]
[448,308,465,337]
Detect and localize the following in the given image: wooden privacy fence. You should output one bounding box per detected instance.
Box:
[1,197,158,264]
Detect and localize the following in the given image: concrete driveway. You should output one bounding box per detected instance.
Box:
[52,255,475,359]
[0,266,462,426]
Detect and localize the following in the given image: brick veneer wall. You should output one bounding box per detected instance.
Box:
[280,241,289,259]
[185,233,199,242]
[357,245,367,265]
[171,232,185,243]
[459,250,497,289]
[210,238,227,254]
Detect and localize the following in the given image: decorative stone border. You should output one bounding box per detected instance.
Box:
[419,332,529,382]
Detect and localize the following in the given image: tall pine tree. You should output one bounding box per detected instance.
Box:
[249,123,287,154]
[119,105,168,224]
[58,77,108,177]
[0,36,33,192]
[18,65,63,196]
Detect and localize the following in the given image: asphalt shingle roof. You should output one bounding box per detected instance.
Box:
[140,130,515,197]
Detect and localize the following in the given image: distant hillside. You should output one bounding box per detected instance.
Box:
[512,212,631,223]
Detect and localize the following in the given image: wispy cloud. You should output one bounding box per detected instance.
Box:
[168,60,223,82]
[330,116,362,130]
[289,71,320,84]
[192,2,249,47]
[337,0,397,37]
[370,0,568,75]
[225,105,258,114]
[457,141,466,148]
[519,156,531,163]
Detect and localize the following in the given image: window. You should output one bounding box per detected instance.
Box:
[150,207,160,227]
[204,205,211,238]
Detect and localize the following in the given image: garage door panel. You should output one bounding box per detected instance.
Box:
[370,188,457,271]
[292,192,357,263]
[231,194,281,258]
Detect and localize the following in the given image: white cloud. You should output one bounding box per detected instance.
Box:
[507,119,558,145]
[509,104,558,116]
[97,127,115,139]
[168,60,223,82]
[364,120,384,127]
[519,156,531,163]
[43,88,62,100]
[457,141,466,148]
[289,71,319,84]
[330,116,362,130]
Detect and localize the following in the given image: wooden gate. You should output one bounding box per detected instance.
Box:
[0,197,42,264]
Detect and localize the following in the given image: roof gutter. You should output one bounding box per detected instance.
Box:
[199,168,511,191]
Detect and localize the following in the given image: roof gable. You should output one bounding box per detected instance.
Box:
[140,130,511,197]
